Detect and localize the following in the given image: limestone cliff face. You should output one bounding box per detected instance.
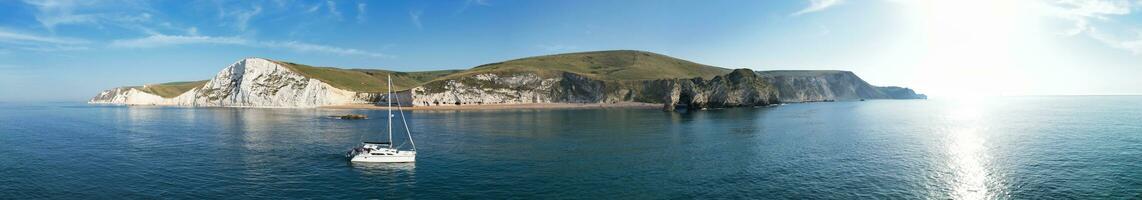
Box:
[89,87,177,105]
[409,69,923,110]
[659,69,780,110]
[88,58,381,107]
[409,69,782,110]
[408,72,632,106]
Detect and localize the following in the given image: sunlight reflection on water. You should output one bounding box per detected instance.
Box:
[946,100,995,199]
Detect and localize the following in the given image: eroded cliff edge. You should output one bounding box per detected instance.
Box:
[89,58,381,107]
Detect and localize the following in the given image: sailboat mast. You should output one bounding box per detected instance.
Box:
[387,74,393,146]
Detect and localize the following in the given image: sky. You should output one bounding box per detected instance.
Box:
[1,0,1141,101]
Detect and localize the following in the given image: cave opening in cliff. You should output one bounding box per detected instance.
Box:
[677,92,693,110]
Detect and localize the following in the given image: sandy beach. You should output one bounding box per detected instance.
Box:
[320,102,663,111]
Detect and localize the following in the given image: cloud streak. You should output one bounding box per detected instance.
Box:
[409,10,423,29]
[233,6,262,31]
[792,0,844,16]
[1047,0,1142,54]
[0,29,88,45]
[356,3,367,23]
[109,34,391,58]
[0,28,90,51]
[327,0,343,20]
[263,41,389,58]
[457,0,490,14]
[22,0,98,30]
[108,34,245,48]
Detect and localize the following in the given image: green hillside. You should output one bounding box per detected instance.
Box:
[271,61,460,93]
[758,70,849,77]
[132,80,208,98]
[450,50,730,80]
[128,50,734,96]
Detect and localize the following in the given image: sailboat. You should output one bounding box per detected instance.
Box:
[346,75,417,163]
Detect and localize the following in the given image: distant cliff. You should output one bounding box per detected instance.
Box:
[91,50,924,110]
[759,70,926,102]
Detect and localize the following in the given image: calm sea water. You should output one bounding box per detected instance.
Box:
[2,96,1141,199]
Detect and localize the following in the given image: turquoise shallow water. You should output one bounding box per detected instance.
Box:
[1,96,1141,199]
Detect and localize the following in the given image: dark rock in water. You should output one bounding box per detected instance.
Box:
[331,114,368,120]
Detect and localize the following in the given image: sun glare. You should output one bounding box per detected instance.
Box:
[900,0,1035,98]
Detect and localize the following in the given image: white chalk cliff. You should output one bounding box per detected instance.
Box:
[88,58,380,107]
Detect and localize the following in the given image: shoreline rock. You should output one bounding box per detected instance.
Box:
[330,114,369,120]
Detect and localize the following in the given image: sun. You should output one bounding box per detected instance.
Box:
[897,0,1036,98]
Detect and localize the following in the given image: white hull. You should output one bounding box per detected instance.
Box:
[350,151,416,163]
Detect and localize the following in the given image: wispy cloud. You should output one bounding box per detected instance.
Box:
[1047,0,1142,54]
[0,28,90,51]
[791,0,844,16]
[356,3,367,23]
[109,34,391,58]
[469,0,490,6]
[0,29,88,45]
[108,34,246,48]
[1088,28,1142,54]
[457,0,491,14]
[263,41,390,58]
[304,3,321,13]
[233,5,262,31]
[21,0,156,32]
[409,10,423,29]
[327,0,343,20]
[210,2,265,32]
[22,0,99,30]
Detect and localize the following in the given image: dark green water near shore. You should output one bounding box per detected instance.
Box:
[2,96,1140,199]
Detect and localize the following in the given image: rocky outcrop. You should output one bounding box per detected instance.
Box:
[89,58,382,107]
[659,69,780,110]
[330,114,369,120]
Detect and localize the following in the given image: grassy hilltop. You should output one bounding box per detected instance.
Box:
[129,80,209,98]
[125,50,733,97]
[272,61,461,93]
[448,50,729,80]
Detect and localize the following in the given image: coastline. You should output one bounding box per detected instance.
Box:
[320,102,663,110]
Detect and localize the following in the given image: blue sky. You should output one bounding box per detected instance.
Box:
[1,0,1141,101]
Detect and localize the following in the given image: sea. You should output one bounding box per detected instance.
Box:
[1,96,1140,199]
